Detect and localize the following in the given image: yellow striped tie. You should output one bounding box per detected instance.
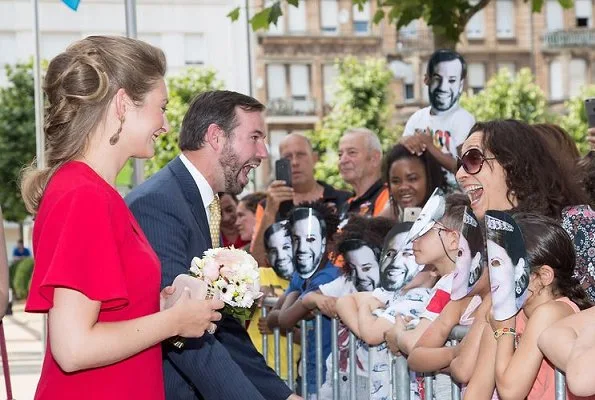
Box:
[208,195,221,248]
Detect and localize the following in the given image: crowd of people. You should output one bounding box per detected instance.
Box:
[16,35,595,400]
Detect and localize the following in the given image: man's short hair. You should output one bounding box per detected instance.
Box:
[342,127,382,155]
[179,90,265,151]
[426,49,467,80]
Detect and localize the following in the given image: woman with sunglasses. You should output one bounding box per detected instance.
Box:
[379,144,449,221]
[456,120,587,221]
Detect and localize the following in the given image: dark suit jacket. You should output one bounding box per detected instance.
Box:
[126,156,292,400]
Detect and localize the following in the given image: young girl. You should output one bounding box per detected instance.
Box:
[407,206,504,400]
[379,144,448,221]
[475,213,593,400]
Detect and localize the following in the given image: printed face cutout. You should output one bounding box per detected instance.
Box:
[405,188,446,244]
[485,210,530,321]
[264,220,294,280]
[428,56,464,113]
[379,222,421,291]
[451,207,486,300]
[340,239,381,292]
[289,208,326,279]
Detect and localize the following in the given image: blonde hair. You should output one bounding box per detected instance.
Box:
[21,36,166,214]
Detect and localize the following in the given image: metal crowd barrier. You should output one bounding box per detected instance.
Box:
[260,297,568,400]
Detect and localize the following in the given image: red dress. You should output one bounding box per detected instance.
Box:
[26,162,164,399]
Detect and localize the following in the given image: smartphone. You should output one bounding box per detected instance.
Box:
[275,158,293,218]
[584,98,595,128]
[275,158,292,187]
[403,207,422,222]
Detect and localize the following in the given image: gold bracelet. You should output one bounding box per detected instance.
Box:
[494,327,516,340]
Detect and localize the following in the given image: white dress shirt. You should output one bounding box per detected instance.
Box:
[179,153,216,226]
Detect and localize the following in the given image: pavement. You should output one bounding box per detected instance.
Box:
[0,301,43,400]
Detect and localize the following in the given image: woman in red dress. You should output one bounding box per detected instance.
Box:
[21,36,223,400]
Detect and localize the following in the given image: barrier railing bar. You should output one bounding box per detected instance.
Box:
[301,319,308,396]
[287,330,294,391]
[331,318,339,400]
[349,331,357,400]
[315,313,323,398]
[261,306,268,364]
[555,368,567,400]
[274,327,281,375]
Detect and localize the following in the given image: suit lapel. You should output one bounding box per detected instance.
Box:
[168,156,213,247]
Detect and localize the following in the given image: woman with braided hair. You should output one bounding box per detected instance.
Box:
[22,36,224,399]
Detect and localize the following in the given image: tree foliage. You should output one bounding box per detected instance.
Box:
[145,67,223,176]
[232,0,572,49]
[0,61,36,223]
[459,67,549,124]
[307,56,399,189]
[559,85,595,155]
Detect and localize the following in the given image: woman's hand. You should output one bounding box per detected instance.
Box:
[160,286,176,312]
[170,288,224,337]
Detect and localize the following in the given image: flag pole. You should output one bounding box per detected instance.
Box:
[32,0,46,357]
[124,0,144,188]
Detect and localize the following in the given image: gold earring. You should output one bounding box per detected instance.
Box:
[109,117,124,146]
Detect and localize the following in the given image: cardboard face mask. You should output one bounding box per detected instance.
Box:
[339,239,381,292]
[405,188,446,244]
[427,51,465,113]
[264,220,294,280]
[451,207,486,300]
[485,210,530,321]
[289,207,326,279]
[379,222,421,291]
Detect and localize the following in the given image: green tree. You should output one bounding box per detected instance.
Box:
[144,67,224,176]
[230,0,572,49]
[307,56,399,189]
[559,85,595,155]
[0,61,36,226]
[459,67,549,123]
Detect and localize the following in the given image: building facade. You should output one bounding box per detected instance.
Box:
[252,0,595,180]
[0,0,252,92]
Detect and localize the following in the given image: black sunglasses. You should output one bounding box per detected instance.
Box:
[456,148,496,175]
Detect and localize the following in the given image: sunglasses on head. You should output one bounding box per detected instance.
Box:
[456,148,496,175]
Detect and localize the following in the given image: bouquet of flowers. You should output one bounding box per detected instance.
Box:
[189,246,263,322]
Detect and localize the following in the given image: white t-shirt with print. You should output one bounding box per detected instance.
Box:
[403,105,475,185]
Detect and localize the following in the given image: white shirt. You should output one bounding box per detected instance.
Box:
[403,105,475,186]
[179,153,216,226]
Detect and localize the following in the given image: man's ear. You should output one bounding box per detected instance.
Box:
[371,149,382,167]
[205,123,224,151]
[423,73,430,86]
[312,151,319,164]
[458,78,465,95]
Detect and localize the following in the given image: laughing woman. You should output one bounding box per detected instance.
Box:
[21,36,223,399]
[455,120,587,221]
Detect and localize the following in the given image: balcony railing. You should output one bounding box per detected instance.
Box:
[267,97,318,117]
[543,28,595,49]
[396,28,434,53]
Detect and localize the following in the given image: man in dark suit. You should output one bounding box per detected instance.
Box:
[126,91,299,400]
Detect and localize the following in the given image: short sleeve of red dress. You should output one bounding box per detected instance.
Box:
[26,178,128,312]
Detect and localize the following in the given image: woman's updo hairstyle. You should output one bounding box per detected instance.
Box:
[21,35,166,213]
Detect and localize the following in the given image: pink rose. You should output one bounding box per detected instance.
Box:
[214,249,243,266]
[219,266,235,279]
[203,258,221,282]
